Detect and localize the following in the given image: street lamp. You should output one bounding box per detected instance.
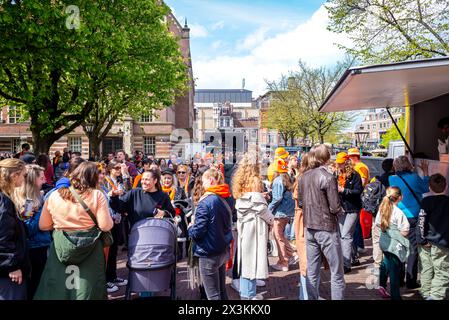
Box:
[354,130,369,149]
[84,123,95,161]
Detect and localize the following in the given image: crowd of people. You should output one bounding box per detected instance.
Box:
[0,143,448,301]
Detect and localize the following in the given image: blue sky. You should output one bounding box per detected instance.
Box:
[166,0,364,128]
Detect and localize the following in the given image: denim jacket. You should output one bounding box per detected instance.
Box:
[268,176,295,218]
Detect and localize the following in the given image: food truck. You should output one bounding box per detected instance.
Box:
[320,57,449,181]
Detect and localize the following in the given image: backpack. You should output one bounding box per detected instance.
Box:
[361,177,386,217]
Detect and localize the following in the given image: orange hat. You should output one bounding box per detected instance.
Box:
[348,148,361,157]
[335,152,349,164]
[275,147,289,159]
[275,159,289,173]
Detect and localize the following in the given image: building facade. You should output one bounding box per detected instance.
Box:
[254,92,281,155]
[356,107,405,147]
[195,89,260,158]
[0,12,194,159]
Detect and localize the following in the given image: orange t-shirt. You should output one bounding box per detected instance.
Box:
[354,162,370,185]
[40,189,113,232]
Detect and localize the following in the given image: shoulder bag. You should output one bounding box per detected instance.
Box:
[69,187,113,247]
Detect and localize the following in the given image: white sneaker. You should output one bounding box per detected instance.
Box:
[231,279,240,292]
[107,282,119,293]
[256,280,266,287]
[271,264,289,272]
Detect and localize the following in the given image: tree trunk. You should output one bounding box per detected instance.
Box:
[89,135,102,161]
[290,135,295,147]
[31,130,53,155]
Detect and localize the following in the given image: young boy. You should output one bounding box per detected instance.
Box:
[418,173,449,300]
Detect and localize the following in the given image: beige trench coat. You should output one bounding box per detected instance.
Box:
[236,192,274,280]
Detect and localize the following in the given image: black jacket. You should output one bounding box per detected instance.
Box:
[0,192,29,277]
[418,195,449,248]
[338,171,363,214]
[110,189,175,227]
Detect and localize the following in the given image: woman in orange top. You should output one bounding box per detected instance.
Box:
[35,162,113,300]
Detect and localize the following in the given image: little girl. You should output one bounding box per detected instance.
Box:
[375,187,410,300]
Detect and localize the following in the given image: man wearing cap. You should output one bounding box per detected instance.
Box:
[267,147,289,183]
[348,148,370,186]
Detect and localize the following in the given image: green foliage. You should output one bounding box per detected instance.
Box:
[326,0,449,63]
[380,117,405,148]
[267,59,354,146]
[0,0,187,153]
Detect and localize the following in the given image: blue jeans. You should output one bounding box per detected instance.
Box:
[285,218,296,241]
[353,218,364,251]
[299,275,313,300]
[240,277,257,299]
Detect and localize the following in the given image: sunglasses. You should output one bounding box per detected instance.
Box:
[177,171,186,174]
[113,166,121,170]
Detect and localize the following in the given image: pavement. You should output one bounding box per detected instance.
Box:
[109,238,422,301]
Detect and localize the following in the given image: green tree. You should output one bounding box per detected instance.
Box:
[293,60,355,144]
[266,77,308,146]
[326,0,449,63]
[380,117,405,148]
[0,0,187,155]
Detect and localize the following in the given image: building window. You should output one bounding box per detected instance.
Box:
[12,138,21,153]
[144,136,156,155]
[8,106,22,124]
[367,125,370,130]
[68,137,82,153]
[373,124,376,129]
[140,113,153,123]
[250,129,257,141]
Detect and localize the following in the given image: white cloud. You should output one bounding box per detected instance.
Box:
[193,6,352,96]
[189,23,209,38]
[239,27,270,51]
[212,40,223,50]
[211,21,225,31]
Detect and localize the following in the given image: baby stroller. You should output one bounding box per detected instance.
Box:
[125,217,178,300]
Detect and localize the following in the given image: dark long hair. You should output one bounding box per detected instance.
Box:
[58,161,99,201]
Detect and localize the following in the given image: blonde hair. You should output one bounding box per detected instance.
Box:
[232,154,263,199]
[0,158,26,197]
[338,159,356,180]
[379,187,402,232]
[203,167,224,185]
[11,164,44,213]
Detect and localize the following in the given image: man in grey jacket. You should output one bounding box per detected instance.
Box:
[298,144,346,300]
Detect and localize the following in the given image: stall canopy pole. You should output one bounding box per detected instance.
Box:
[385,107,414,159]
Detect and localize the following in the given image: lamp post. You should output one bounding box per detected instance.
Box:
[84,123,95,161]
[355,130,369,152]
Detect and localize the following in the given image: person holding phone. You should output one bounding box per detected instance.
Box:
[109,169,175,228]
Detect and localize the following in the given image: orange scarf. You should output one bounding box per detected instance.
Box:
[338,175,346,188]
[179,175,190,194]
[206,184,231,198]
[105,176,118,191]
[162,185,176,200]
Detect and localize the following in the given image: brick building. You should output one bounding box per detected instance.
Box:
[0,12,194,159]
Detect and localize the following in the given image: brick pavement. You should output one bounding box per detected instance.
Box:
[109,239,421,301]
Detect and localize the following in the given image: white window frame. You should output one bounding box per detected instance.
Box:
[140,113,154,123]
[68,137,83,153]
[8,106,22,124]
[143,136,156,155]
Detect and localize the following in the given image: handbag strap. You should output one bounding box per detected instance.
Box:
[396,174,422,206]
[69,186,99,227]
[200,192,233,222]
